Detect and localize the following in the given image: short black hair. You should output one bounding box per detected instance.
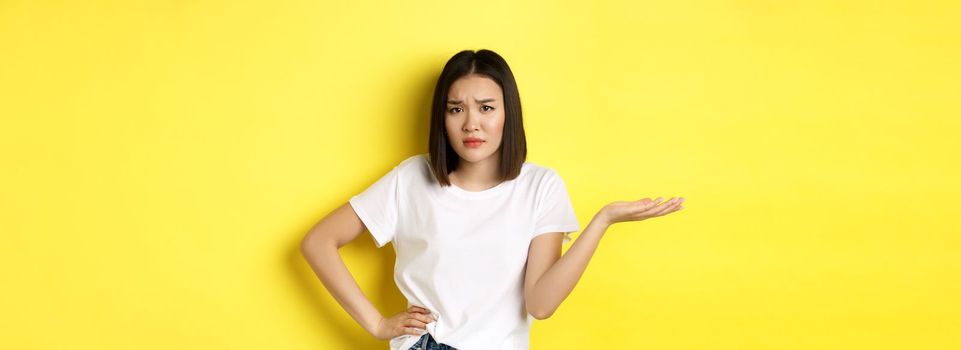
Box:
[427,49,527,186]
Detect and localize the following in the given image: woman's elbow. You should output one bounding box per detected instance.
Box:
[527,304,555,320]
[531,311,554,320]
[300,231,332,256]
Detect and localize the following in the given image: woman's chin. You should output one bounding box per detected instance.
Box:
[456,148,496,163]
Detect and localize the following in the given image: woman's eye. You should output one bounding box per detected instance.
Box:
[448,107,461,113]
[482,106,494,111]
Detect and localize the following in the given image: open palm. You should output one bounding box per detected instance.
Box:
[601,197,685,225]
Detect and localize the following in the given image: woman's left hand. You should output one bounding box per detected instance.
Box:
[598,197,685,226]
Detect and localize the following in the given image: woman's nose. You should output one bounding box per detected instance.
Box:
[463,112,479,131]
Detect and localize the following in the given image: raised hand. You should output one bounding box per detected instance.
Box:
[599,197,684,226]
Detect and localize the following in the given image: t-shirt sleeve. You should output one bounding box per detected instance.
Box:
[531,170,580,244]
[348,164,402,248]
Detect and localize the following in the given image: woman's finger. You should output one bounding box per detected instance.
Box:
[411,312,434,323]
[409,306,431,314]
[654,199,684,216]
[642,197,674,212]
[644,198,680,217]
[405,316,428,328]
[405,326,426,335]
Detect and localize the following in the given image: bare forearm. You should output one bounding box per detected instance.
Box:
[301,241,383,334]
[528,213,610,318]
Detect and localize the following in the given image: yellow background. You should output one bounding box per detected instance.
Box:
[2,0,959,349]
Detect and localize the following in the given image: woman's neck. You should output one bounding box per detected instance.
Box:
[450,156,500,191]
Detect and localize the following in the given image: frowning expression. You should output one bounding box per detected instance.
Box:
[445,74,505,163]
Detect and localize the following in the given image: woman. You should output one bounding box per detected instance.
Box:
[300,49,685,350]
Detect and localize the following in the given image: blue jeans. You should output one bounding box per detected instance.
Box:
[406,332,457,350]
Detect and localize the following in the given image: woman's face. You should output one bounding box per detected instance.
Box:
[445,74,505,165]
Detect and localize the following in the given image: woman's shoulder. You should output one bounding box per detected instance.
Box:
[383,153,427,170]
[391,153,433,182]
[399,153,427,167]
[520,160,561,181]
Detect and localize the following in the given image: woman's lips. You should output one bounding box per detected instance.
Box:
[463,140,485,148]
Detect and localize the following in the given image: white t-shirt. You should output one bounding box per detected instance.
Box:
[348,153,580,350]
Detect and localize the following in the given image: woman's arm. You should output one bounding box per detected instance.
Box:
[300,202,385,335]
[524,213,609,319]
[525,197,685,319]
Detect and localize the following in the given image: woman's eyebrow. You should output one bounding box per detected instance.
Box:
[447,98,497,104]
